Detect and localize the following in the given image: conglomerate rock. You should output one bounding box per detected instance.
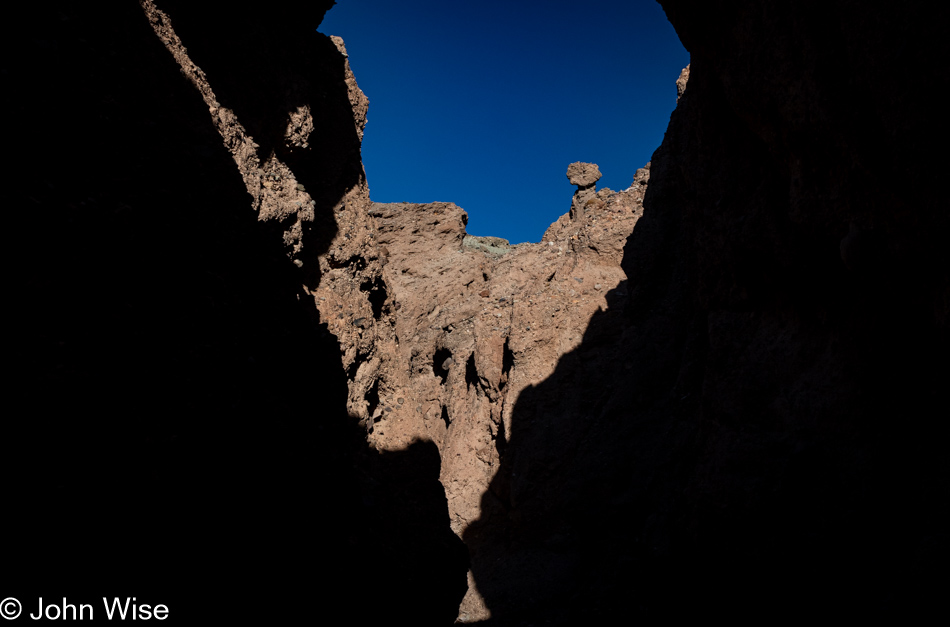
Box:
[459,0,950,623]
[11,0,948,624]
[566,161,603,219]
[313,166,645,619]
[9,3,466,625]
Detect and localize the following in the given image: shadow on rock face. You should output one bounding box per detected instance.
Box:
[149,0,366,290]
[462,1,949,624]
[357,439,471,625]
[5,2,466,624]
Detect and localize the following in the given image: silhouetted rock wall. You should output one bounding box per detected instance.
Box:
[5,2,466,624]
[460,0,949,623]
[7,1,948,625]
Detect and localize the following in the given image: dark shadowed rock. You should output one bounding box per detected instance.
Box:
[9,0,948,624]
[459,0,950,623]
[6,2,467,624]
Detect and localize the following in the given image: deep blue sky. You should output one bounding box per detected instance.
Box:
[320,0,689,244]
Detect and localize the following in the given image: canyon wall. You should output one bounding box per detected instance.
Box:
[7,1,948,625]
[458,0,950,622]
[6,2,465,624]
[318,172,648,619]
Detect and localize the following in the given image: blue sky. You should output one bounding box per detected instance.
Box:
[320,0,689,244]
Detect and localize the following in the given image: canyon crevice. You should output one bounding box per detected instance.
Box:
[7,1,947,625]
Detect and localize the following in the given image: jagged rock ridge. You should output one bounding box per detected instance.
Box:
[311,0,949,622]
[8,0,948,625]
[318,168,648,618]
[8,2,465,625]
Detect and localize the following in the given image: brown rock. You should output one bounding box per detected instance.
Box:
[566,161,602,187]
[15,2,467,625]
[676,63,690,101]
[633,161,650,188]
[46,2,947,624]
[566,161,602,220]
[324,157,644,619]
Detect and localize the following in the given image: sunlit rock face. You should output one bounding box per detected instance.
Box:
[387,0,949,622]
[11,0,947,624]
[566,161,603,219]
[9,2,467,625]
[354,176,644,620]
[476,0,948,622]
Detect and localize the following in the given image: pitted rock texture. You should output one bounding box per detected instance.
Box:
[9,3,466,625]
[463,234,514,256]
[457,1,950,623]
[13,0,949,624]
[141,0,375,285]
[676,63,690,101]
[314,170,646,620]
[566,161,603,187]
[566,161,603,220]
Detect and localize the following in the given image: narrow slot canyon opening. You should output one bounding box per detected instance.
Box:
[319,1,688,244]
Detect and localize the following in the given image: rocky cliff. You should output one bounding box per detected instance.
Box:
[318,168,648,619]
[7,1,948,625]
[457,0,949,622]
[6,2,464,624]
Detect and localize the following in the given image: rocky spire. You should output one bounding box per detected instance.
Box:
[566,161,602,220]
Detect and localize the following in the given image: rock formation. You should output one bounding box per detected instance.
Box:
[458,0,950,622]
[566,161,603,219]
[675,63,690,101]
[8,0,948,625]
[7,2,465,625]
[325,177,644,619]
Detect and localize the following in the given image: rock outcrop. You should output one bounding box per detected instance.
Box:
[328,178,644,619]
[458,0,950,623]
[7,3,465,625]
[566,161,603,219]
[9,0,948,625]
[675,63,690,101]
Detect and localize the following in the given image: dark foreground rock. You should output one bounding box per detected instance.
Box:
[5,1,948,625]
[4,2,466,625]
[459,0,950,623]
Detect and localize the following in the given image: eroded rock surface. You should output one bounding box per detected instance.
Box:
[12,0,949,625]
[566,161,603,219]
[457,1,950,623]
[304,151,647,620]
[9,3,466,625]
[312,167,646,619]
[675,63,690,101]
